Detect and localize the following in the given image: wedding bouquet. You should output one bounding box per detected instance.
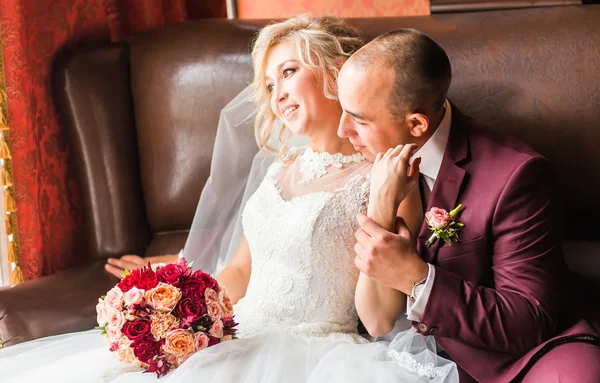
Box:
[96,257,238,377]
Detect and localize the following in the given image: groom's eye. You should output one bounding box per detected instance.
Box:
[354,118,367,126]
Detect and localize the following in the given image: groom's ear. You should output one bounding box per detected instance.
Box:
[407,113,429,138]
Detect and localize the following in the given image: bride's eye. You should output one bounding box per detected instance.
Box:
[266,83,274,93]
[283,68,296,78]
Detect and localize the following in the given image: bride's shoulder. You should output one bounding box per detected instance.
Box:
[264,146,306,178]
[279,145,307,161]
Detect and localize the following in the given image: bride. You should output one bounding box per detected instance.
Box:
[0,15,457,382]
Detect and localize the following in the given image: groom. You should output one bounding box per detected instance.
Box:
[337,29,600,382]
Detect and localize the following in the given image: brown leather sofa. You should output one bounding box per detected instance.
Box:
[1,5,599,349]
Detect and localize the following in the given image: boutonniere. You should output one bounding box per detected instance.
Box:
[425,204,464,247]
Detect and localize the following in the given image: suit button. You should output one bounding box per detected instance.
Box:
[418,322,428,333]
[429,327,438,335]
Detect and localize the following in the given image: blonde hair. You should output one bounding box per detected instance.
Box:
[251,15,363,156]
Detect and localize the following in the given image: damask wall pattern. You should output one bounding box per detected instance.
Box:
[0,0,224,281]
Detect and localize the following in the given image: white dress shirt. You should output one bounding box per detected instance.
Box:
[379,100,453,341]
[406,99,452,322]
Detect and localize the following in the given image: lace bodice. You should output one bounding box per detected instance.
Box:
[234,147,372,343]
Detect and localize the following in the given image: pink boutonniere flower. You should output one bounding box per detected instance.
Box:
[425,204,464,246]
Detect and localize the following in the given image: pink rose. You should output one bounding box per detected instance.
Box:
[106,325,122,343]
[105,286,124,309]
[218,290,234,317]
[107,308,126,330]
[123,286,145,307]
[204,288,218,304]
[207,302,223,321]
[425,207,452,229]
[96,298,109,326]
[209,319,224,338]
[194,332,209,351]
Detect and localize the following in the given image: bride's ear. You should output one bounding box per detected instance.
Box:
[407,113,429,138]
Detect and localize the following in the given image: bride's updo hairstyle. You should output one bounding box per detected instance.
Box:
[251,15,363,156]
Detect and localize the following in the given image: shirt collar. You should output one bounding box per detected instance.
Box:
[411,99,452,183]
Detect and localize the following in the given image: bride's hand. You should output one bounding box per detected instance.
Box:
[104,254,179,279]
[368,144,421,224]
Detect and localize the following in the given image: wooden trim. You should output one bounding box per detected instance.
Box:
[431,0,581,13]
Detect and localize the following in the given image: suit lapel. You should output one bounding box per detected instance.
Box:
[416,104,470,263]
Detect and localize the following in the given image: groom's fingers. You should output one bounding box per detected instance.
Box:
[395,217,413,239]
[354,227,371,244]
[357,213,385,237]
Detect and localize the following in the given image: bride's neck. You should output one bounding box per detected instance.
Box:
[305,114,357,155]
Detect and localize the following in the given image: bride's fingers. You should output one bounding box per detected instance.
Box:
[105,263,125,279]
[107,257,139,271]
[398,143,418,164]
[408,157,421,178]
[390,144,404,158]
[121,254,145,264]
[374,152,383,164]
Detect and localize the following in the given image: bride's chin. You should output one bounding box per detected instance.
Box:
[287,124,308,136]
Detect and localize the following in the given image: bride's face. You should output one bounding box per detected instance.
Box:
[265,41,339,136]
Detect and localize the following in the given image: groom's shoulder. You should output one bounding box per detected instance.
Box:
[457,112,546,166]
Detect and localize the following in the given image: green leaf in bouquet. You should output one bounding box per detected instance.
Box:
[100,295,106,300]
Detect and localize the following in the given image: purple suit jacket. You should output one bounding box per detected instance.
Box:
[413,105,599,382]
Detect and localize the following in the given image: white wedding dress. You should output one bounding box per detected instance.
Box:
[0,147,457,383]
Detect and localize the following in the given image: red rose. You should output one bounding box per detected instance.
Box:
[191,270,219,291]
[156,264,187,287]
[118,272,139,293]
[132,336,164,364]
[135,267,159,290]
[122,318,152,340]
[180,277,206,301]
[173,297,206,324]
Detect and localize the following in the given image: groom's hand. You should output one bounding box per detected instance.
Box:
[354,213,428,295]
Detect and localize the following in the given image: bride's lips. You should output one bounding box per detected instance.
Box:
[281,105,299,121]
[352,144,365,151]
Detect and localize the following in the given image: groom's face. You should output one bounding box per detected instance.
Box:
[337,63,411,162]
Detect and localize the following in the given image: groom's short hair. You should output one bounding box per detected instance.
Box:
[352,29,452,119]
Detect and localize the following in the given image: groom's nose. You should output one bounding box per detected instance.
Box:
[338,112,355,138]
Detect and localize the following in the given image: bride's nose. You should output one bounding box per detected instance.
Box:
[275,84,288,103]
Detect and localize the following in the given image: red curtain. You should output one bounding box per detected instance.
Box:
[0,0,225,281]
